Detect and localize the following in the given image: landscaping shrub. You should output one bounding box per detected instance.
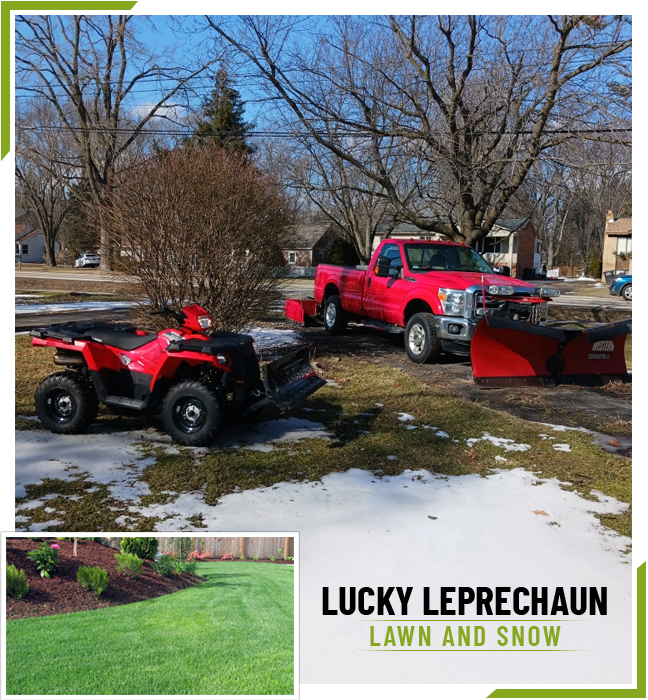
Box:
[77,566,109,596]
[26,541,60,577]
[151,554,175,577]
[173,559,197,576]
[120,537,158,561]
[114,552,143,577]
[7,565,29,598]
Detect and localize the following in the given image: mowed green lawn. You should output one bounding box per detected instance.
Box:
[6,562,294,695]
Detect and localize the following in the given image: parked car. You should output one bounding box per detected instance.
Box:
[74,252,100,268]
[609,273,632,301]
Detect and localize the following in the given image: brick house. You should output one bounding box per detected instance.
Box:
[601,211,632,280]
[373,218,541,279]
[282,223,340,267]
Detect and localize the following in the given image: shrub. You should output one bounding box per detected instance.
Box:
[221,552,234,560]
[114,552,143,577]
[77,566,109,596]
[187,550,210,561]
[7,565,29,598]
[151,554,175,577]
[173,559,197,576]
[26,541,60,577]
[101,144,295,332]
[120,537,158,561]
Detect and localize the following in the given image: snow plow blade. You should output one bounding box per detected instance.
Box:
[284,298,320,326]
[471,316,631,387]
[262,347,327,411]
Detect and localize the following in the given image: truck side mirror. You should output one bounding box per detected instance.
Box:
[375,256,391,276]
[388,265,402,278]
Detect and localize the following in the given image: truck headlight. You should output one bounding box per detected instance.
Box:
[438,288,467,317]
[535,287,561,298]
[488,285,514,295]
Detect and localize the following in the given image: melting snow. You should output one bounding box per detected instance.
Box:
[553,443,572,452]
[15,301,138,315]
[395,412,416,422]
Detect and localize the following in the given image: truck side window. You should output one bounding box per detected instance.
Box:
[374,243,402,277]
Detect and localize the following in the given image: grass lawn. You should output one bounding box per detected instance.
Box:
[15,337,631,537]
[5,562,294,696]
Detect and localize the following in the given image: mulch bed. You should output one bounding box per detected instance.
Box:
[6,538,204,620]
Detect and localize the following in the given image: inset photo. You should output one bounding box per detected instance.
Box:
[3,533,297,697]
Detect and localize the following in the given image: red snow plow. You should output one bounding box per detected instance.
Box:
[471,315,632,387]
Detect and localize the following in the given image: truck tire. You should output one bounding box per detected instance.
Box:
[323,295,348,334]
[622,284,632,301]
[34,370,98,434]
[162,380,223,446]
[405,313,442,364]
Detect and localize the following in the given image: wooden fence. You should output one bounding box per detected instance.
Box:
[156,536,294,560]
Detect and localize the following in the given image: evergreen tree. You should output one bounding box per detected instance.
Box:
[188,67,254,155]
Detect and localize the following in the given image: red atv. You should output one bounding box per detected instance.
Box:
[30,304,325,446]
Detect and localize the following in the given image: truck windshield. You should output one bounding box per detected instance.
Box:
[404,244,493,274]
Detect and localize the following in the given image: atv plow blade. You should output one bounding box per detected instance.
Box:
[262,347,326,411]
[471,316,631,387]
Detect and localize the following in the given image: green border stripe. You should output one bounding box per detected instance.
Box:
[1,1,137,159]
[488,562,646,698]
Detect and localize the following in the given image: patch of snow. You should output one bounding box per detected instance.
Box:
[406,425,417,430]
[245,327,301,350]
[375,403,383,407]
[494,455,508,462]
[553,443,572,452]
[386,455,398,461]
[28,519,64,531]
[325,380,343,389]
[480,431,531,452]
[422,425,439,430]
[395,412,416,422]
[435,430,450,438]
[15,301,138,315]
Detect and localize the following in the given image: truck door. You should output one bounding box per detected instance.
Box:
[363,242,407,323]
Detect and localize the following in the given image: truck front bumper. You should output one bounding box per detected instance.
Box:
[433,316,478,342]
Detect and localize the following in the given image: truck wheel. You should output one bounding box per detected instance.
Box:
[323,295,348,334]
[34,371,98,434]
[162,380,222,446]
[405,313,442,364]
[622,284,632,301]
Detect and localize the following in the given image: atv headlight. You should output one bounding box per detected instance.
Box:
[535,287,561,298]
[198,315,213,330]
[438,288,467,317]
[488,285,514,295]
[215,353,229,366]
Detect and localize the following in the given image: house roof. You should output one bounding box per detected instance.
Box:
[606,217,632,237]
[287,223,337,250]
[377,218,532,237]
[15,225,41,242]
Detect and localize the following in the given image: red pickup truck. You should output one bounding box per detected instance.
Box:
[286,238,560,364]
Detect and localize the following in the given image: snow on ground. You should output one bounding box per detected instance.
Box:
[15,300,138,315]
[244,327,301,350]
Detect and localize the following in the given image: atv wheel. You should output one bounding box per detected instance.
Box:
[35,371,98,434]
[622,284,632,301]
[323,295,348,334]
[405,313,442,364]
[162,380,222,446]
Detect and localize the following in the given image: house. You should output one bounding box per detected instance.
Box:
[15,225,60,263]
[601,211,631,280]
[372,218,541,279]
[282,223,340,268]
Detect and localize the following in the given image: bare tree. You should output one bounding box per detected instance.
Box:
[207,15,631,246]
[97,145,295,331]
[16,15,217,269]
[16,100,80,266]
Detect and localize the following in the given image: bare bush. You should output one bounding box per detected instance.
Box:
[98,145,294,331]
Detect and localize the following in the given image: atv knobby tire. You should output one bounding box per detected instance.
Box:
[323,295,348,335]
[35,370,98,434]
[161,380,223,446]
[405,312,442,364]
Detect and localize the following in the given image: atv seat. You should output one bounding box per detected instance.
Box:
[83,328,158,351]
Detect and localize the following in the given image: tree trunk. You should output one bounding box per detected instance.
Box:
[45,237,57,267]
